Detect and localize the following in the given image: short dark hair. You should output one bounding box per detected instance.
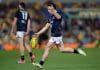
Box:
[46,1,56,9]
[19,2,26,9]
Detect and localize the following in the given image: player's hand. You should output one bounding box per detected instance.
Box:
[11,30,16,35]
[24,32,29,36]
[34,33,39,37]
[52,10,57,14]
[48,9,57,15]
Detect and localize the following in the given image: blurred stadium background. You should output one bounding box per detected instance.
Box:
[0,0,100,70]
[0,0,100,50]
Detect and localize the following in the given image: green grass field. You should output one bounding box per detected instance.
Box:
[0,48,100,70]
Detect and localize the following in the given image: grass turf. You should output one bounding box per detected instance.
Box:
[0,48,100,70]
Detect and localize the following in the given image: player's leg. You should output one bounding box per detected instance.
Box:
[24,39,35,63]
[17,37,26,63]
[32,38,54,68]
[56,38,86,56]
[56,41,74,53]
[39,41,53,63]
[54,36,74,53]
[16,32,26,63]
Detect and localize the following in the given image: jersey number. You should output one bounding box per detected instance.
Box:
[22,12,28,20]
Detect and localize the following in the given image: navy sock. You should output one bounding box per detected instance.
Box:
[21,55,25,60]
[74,49,79,54]
[39,60,44,65]
[29,52,33,57]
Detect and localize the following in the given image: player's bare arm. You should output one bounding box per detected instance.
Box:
[25,19,31,35]
[35,23,50,35]
[11,17,17,33]
[52,10,61,19]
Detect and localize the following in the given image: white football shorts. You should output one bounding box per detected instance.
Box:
[16,31,25,38]
[48,36,63,44]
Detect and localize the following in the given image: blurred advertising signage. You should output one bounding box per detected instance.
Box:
[78,10,100,18]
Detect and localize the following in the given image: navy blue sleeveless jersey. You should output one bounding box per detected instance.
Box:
[48,10,63,37]
[15,10,30,32]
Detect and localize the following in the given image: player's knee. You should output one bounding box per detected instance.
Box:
[59,49,65,53]
[45,47,50,52]
[20,47,25,51]
[60,51,65,53]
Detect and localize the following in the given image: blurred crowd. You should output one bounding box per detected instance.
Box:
[0,1,100,50]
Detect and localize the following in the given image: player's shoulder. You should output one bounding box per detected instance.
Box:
[14,10,20,18]
[15,10,20,15]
